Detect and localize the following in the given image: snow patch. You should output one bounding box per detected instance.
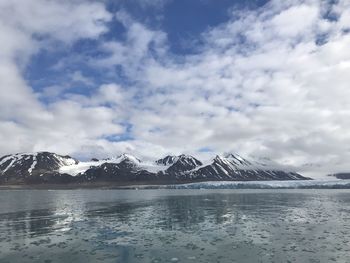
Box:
[54,154,77,166]
[28,153,37,174]
[139,161,171,173]
[59,161,105,176]
[2,158,16,175]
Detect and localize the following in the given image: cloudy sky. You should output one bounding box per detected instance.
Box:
[1,0,350,176]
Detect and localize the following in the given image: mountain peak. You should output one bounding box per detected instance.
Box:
[155,155,179,166]
[156,154,202,167]
[224,154,252,166]
[115,153,141,163]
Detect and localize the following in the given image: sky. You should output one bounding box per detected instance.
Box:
[1,0,350,176]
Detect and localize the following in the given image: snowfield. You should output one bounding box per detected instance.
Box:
[59,154,171,176]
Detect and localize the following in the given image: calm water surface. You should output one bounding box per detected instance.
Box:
[0,189,350,263]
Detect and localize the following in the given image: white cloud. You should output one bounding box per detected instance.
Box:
[1,0,350,178]
[71,71,94,86]
[0,0,112,43]
[0,0,120,158]
[95,10,168,80]
[90,0,350,176]
[270,4,319,38]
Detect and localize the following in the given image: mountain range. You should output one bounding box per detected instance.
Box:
[328,173,350,180]
[0,152,310,186]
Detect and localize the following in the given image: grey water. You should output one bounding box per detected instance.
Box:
[0,190,350,263]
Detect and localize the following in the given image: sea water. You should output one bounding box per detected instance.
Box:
[0,189,349,262]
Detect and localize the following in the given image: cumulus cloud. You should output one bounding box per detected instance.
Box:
[71,71,94,86]
[0,0,123,158]
[91,0,350,176]
[1,0,350,177]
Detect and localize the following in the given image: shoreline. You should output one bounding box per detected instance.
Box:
[0,180,213,190]
[1,179,350,190]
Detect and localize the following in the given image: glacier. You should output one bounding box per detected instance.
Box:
[135,179,350,189]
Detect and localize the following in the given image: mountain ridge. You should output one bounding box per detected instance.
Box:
[0,151,311,185]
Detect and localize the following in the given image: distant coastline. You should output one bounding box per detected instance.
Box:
[1,179,350,190]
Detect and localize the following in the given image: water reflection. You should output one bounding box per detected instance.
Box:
[0,209,68,238]
[0,190,349,262]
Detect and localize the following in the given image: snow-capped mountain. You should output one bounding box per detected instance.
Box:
[191,154,305,181]
[157,154,203,175]
[0,152,78,183]
[0,152,310,185]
